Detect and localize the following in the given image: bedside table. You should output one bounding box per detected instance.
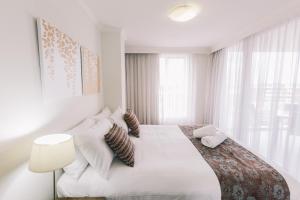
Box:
[58,198,105,200]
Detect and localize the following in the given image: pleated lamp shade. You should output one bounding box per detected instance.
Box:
[29,134,75,173]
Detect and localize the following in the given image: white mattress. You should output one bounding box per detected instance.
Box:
[57,125,221,200]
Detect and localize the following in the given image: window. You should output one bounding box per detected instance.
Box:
[158,55,190,124]
[250,51,300,162]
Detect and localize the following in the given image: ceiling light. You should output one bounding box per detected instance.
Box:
[168,3,200,22]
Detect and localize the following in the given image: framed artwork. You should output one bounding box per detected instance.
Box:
[81,47,100,95]
[37,18,82,101]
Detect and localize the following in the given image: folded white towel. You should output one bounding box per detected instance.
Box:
[201,132,227,148]
[193,125,217,138]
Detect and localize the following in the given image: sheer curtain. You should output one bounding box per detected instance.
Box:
[205,43,245,136]
[125,54,160,124]
[159,54,209,124]
[207,18,300,181]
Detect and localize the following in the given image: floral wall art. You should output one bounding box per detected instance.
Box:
[81,47,100,95]
[37,18,82,101]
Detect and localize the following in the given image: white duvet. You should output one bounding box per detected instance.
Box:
[57,125,221,200]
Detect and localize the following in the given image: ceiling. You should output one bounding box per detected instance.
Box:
[80,0,300,51]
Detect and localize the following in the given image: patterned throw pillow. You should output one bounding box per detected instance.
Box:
[123,109,140,137]
[104,124,135,167]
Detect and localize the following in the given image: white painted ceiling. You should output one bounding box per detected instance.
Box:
[80,0,300,51]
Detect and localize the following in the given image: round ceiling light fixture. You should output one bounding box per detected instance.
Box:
[168,3,200,22]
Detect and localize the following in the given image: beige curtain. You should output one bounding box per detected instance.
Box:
[125,54,160,124]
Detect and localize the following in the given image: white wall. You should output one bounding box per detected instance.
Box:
[0,0,103,199]
[125,46,211,54]
[101,30,126,110]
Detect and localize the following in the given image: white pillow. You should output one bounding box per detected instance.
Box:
[69,118,96,134]
[110,107,128,133]
[57,166,111,197]
[90,107,111,121]
[63,148,88,179]
[75,118,114,178]
[63,118,96,179]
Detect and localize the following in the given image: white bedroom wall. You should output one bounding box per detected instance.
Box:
[0,0,103,199]
[125,46,211,54]
[101,30,126,111]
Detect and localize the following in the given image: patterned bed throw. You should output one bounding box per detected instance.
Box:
[179,126,290,200]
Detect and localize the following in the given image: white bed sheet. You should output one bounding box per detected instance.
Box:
[57,125,221,200]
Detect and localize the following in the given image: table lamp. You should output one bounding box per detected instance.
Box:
[29,134,75,200]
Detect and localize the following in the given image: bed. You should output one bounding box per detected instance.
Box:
[57,125,290,200]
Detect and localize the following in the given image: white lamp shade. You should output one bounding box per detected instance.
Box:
[29,134,75,173]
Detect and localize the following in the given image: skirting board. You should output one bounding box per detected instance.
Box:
[58,198,105,200]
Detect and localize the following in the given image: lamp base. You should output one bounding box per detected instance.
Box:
[53,170,56,200]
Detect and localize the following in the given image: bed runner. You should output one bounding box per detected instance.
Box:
[179,126,290,200]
